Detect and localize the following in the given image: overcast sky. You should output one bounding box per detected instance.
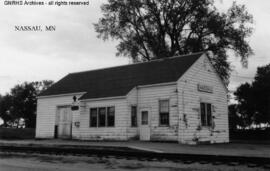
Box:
[0,0,270,95]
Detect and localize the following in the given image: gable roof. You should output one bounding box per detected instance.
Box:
[39,52,203,100]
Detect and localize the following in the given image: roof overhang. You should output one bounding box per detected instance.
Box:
[80,96,126,102]
[37,92,86,99]
[137,81,176,89]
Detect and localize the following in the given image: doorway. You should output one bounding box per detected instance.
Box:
[139,109,151,141]
[56,106,72,139]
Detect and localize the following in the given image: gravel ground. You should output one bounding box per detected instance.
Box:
[1,139,269,158]
[0,152,268,171]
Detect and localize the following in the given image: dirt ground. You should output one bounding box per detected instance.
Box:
[0,152,268,171]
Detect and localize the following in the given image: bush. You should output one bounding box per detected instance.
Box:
[0,128,35,139]
[230,128,270,141]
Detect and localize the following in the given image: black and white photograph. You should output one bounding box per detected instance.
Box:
[0,0,269,170]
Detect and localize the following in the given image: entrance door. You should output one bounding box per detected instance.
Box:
[57,107,72,139]
[139,109,150,141]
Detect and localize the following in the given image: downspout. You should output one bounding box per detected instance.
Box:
[125,95,129,141]
[180,80,188,143]
[176,86,179,142]
[136,86,139,136]
[126,101,128,140]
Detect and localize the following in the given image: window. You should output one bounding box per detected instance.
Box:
[107,107,115,127]
[90,108,97,127]
[141,111,148,125]
[200,103,212,127]
[98,107,106,127]
[131,106,137,127]
[90,106,115,127]
[159,100,169,126]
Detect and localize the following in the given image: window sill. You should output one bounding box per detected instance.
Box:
[159,125,170,127]
[201,126,213,129]
[89,126,116,128]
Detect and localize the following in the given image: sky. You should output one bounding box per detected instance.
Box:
[0,0,270,96]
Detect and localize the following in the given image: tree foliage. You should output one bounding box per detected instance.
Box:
[234,64,270,127]
[0,80,54,128]
[94,0,254,83]
[228,104,242,130]
[0,95,13,127]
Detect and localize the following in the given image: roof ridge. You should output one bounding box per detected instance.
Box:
[69,52,204,75]
[153,51,205,61]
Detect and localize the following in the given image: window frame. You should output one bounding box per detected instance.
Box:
[89,106,115,128]
[200,102,212,127]
[89,108,98,127]
[159,99,170,126]
[98,107,106,127]
[141,111,149,125]
[107,106,115,127]
[131,105,137,127]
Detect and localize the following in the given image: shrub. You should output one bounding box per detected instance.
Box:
[0,128,35,139]
[230,128,270,141]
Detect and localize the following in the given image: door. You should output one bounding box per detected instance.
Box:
[139,109,151,141]
[57,107,72,139]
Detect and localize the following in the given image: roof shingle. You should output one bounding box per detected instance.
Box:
[39,52,203,99]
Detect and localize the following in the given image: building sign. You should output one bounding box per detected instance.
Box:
[71,105,79,111]
[197,84,213,93]
[71,100,79,111]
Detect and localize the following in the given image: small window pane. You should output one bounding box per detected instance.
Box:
[160,100,169,113]
[90,108,97,127]
[207,103,212,126]
[98,108,106,127]
[141,111,148,125]
[159,100,169,125]
[160,113,169,125]
[131,106,137,127]
[107,107,115,127]
[200,103,212,127]
[200,103,206,126]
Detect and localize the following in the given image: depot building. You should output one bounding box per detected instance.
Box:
[35,52,229,144]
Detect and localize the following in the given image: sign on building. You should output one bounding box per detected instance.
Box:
[197,84,213,93]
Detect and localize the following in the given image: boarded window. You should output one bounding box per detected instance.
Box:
[200,103,212,127]
[98,107,106,127]
[107,107,115,127]
[159,100,169,126]
[90,108,97,127]
[131,106,137,127]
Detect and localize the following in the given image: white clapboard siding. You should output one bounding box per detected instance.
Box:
[177,54,229,144]
[72,109,80,139]
[137,84,179,141]
[36,94,81,138]
[36,54,229,144]
[126,88,139,139]
[79,98,129,140]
